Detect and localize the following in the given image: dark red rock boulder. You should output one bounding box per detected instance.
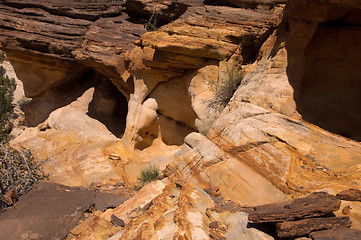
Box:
[336,189,361,202]
[248,192,341,223]
[276,217,352,238]
[310,227,361,240]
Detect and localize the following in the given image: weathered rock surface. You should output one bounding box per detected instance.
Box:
[248,192,341,223]
[101,180,165,222]
[183,132,290,206]
[0,182,95,240]
[0,0,145,126]
[1,0,361,239]
[138,4,283,61]
[335,201,361,230]
[309,227,361,240]
[94,192,130,212]
[337,189,361,202]
[276,217,352,238]
[208,211,273,240]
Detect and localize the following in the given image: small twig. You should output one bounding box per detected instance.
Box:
[2,145,16,192]
[0,143,46,210]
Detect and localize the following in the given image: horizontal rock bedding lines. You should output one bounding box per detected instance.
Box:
[0,0,125,57]
[1,0,361,239]
[247,192,361,239]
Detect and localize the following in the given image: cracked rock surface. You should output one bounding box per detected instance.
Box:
[0,0,361,239]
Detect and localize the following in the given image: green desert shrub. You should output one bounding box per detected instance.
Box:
[208,62,244,110]
[144,10,158,31]
[0,51,16,141]
[17,97,31,112]
[0,144,47,194]
[0,144,48,211]
[0,51,47,212]
[140,165,159,183]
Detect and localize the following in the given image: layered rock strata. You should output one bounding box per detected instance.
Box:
[0,0,361,239]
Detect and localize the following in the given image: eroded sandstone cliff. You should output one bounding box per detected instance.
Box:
[0,0,361,239]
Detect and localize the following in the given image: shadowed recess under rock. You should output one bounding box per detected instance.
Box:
[88,79,128,138]
[286,5,361,142]
[299,22,361,141]
[24,68,101,127]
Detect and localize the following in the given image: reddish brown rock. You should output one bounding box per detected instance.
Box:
[209,221,228,232]
[342,206,352,215]
[0,0,146,97]
[224,0,287,9]
[210,196,252,213]
[276,217,352,238]
[205,186,221,197]
[336,189,361,202]
[2,188,17,206]
[110,214,125,227]
[0,0,123,59]
[310,227,361,240]
[125,0,191,22]
[209,230,227,240]
[209,220,228,240]
[248,192,341,223]
[139,4,284,61]
[0,182,96,240]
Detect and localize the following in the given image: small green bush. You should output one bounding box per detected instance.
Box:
[208,62,244,110]
[0,51,47,212]
[17,97,31,112]
[144,10,158,31]
[140,165,159,183]
[0,51,16,141]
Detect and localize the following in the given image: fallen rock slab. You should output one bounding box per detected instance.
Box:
[94,192,130,212]
[0,182,95,240]
[310,227,361,240]
[336,189,361,202]
[248,192,341,223]
[276,216,352,238]
[101,180,165,222]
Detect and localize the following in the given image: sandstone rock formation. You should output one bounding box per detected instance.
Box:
[276,217,352,238]
[1,0,361,239]
[310,227,361,240]
[248,192,341,223]
[337,189,361,202]
[247,192,354,238]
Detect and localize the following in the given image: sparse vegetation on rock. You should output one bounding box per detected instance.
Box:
[0,51,47,212]
[0,0,361,239]
[144,10,158,31]
[0,144,48,211]
[0,51,15,141]
[140,165,159,183]
[208,62,244,110]
[17,97,31,112]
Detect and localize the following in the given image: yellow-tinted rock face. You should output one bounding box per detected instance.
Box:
[1,0,361,239]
